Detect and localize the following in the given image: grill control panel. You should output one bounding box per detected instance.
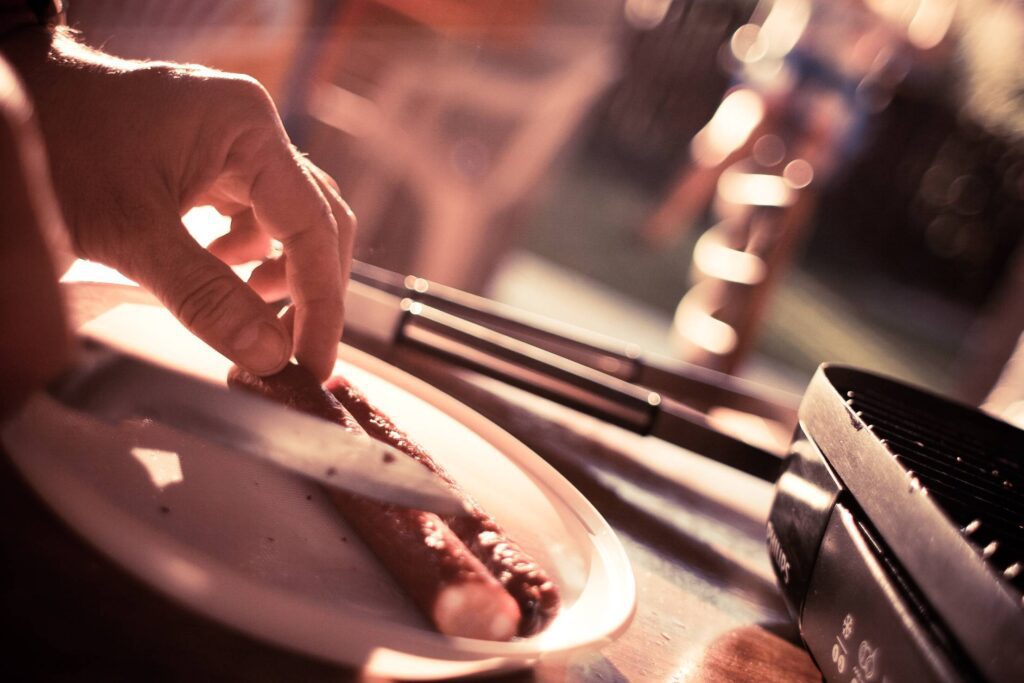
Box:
[801,504,960,682]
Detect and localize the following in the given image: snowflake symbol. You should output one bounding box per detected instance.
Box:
[842,614,855,640]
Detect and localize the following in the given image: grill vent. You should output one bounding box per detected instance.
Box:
[845,388,1024,598]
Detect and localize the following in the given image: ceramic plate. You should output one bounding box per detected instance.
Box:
[3,304,635,679]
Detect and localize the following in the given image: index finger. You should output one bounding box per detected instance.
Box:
[302,158,355,302]
[248,143,343,380]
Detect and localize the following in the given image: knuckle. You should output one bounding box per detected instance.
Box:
[296,191,339,238]
[304,291,344,310]
[320,171,341,194]
[337,203,357,237]
[319,199,339,235]
[281,211,334,253]
[66,193,148,269]
[222,74,277,121]
[171,267,240,331]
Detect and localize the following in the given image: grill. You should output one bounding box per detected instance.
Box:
[844,387,1024,598]
[769,365,1024,683]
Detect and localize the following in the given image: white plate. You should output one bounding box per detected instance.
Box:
[3,304,635,679]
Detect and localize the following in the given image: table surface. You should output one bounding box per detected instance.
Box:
[0,282,823,682]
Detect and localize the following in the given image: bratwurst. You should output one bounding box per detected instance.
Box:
[326,376,561,636]
[227,364,521,641]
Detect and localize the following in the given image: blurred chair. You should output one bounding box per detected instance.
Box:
[642,86,770,246]
[671,156,816,372]
[300,1,617,291]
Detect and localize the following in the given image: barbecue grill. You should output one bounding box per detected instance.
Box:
[769,365,1024,682]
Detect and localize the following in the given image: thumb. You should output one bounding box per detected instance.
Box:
[126,225,291,376]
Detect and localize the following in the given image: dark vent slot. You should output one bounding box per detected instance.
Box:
[844,388,1024,596]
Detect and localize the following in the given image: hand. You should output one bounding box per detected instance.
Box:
[8,29,354,380]
[0,55,71,420]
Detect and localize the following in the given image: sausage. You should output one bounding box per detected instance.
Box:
[326,376,561,636]
[227,364,521,641]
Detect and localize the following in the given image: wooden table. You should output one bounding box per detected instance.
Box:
[0,283,822,681]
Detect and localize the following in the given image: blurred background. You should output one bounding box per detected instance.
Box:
[69,0,1024,416]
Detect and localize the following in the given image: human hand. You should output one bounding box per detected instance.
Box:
[0,55,71,420]
[8,29,354,381]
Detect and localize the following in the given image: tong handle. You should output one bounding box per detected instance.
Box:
[350,260,798,426]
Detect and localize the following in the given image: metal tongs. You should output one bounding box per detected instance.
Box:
[342,261,798,482]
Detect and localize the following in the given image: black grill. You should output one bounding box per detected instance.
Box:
[844,387,1024,598]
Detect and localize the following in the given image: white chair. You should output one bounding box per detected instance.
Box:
[308,35,616,290]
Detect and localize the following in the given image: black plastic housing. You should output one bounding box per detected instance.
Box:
[768,365,1024,683]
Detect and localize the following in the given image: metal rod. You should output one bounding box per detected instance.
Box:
[394,301,786,481]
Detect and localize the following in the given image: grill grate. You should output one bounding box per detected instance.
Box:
[844,388,1024,597]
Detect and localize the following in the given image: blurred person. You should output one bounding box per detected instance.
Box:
[641,0,924,246]
[0,2,355,420]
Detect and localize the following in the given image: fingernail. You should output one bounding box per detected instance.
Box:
[233,320,289,374]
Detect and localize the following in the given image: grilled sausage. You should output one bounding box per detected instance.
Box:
[227,364,521,641]
[326,376,561,636]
